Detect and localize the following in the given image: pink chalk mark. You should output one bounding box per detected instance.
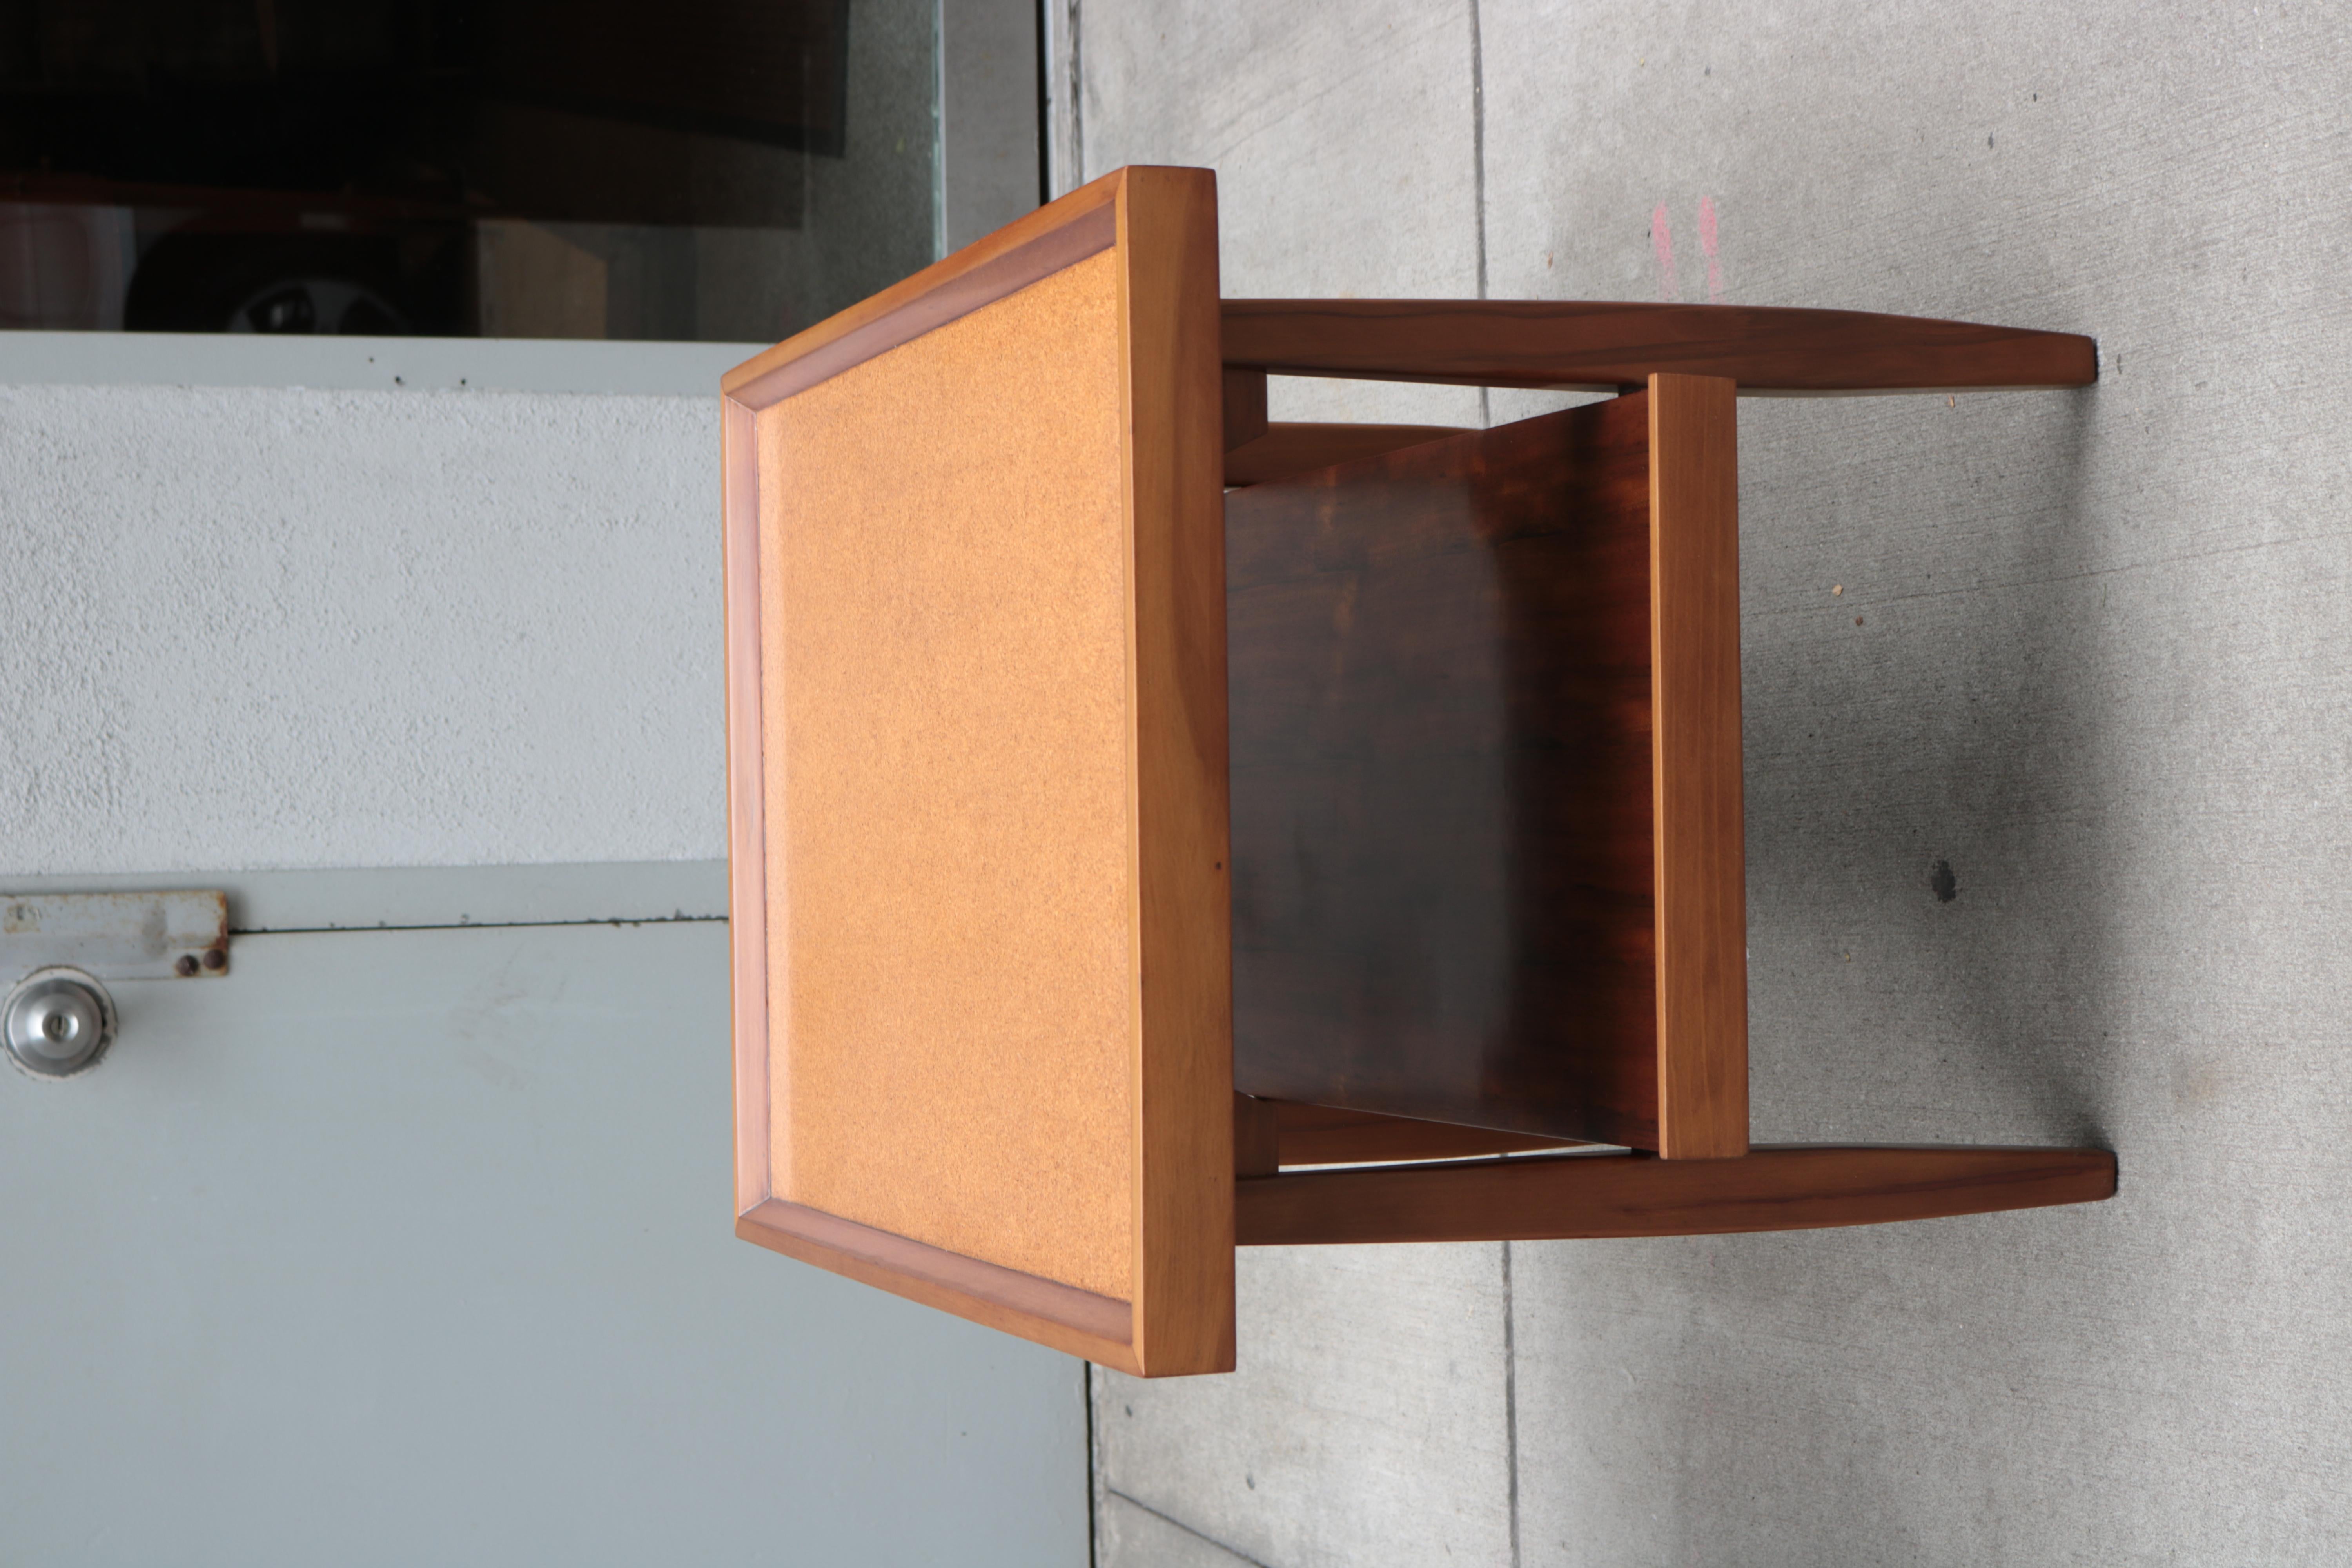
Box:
[1699,195,1724,301]
[1651,203,1679,301]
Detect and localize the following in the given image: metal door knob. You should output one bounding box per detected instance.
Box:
[4,969,115,1078]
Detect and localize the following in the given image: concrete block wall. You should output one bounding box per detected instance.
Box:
[0,379,726,875]
[1073,3,2352,1563]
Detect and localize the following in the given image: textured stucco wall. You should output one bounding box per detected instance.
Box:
[0,382,722,875]
[1078,3,2352,1565]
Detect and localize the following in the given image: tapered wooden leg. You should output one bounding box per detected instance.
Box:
[1218,299,2098,393]
[1235,1144,2116,1245]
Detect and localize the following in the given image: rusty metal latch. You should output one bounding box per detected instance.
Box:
[0,891,230,1078]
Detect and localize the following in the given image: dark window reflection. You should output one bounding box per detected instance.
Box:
[0,0,937,340]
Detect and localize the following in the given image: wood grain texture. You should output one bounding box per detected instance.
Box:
[1235,1145,2117,1245]
[1221,366,1268,452]
[1225,395,1663,1147]
[1223,421,1472,487]
[737,1200,1140,1372]
[1220,299,2098,394]
[1234,1094,1281,1178]
[723,165,1235,1376]
[1648,374,1748,1159]
[1118,165,1236,1377]
[1269,1100,1592,1166]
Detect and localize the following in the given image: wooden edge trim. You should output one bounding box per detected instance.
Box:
[722,394,772,1215]
[721,173,1121,411]
[1236,1144,2118,1246]
[1117,164,1237,1379]
[1221,421,1475,487]
[1262,1098,1595,1167]
[1649,374,1748,1158]
[1220,299,2098,394]
[738,1199,1141,1372]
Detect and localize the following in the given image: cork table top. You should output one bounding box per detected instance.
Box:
[721,166,1236,1377]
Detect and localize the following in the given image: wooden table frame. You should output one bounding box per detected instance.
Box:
[724,166,2114,1378]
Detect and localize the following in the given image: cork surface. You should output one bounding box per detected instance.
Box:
[757,248,1134,1301]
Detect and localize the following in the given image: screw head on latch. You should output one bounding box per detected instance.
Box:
[4,968,115,1078]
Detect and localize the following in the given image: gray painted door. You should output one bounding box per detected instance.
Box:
[0,909,1086,1565]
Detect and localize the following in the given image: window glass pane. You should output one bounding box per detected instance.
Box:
[0,0,943,342]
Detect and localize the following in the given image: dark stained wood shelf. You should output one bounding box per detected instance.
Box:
[1241,1095,1596,1170]
[1222,419,1470,485]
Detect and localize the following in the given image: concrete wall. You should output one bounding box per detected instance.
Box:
[0,376,726,875]
[1075,3,2352,1564]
